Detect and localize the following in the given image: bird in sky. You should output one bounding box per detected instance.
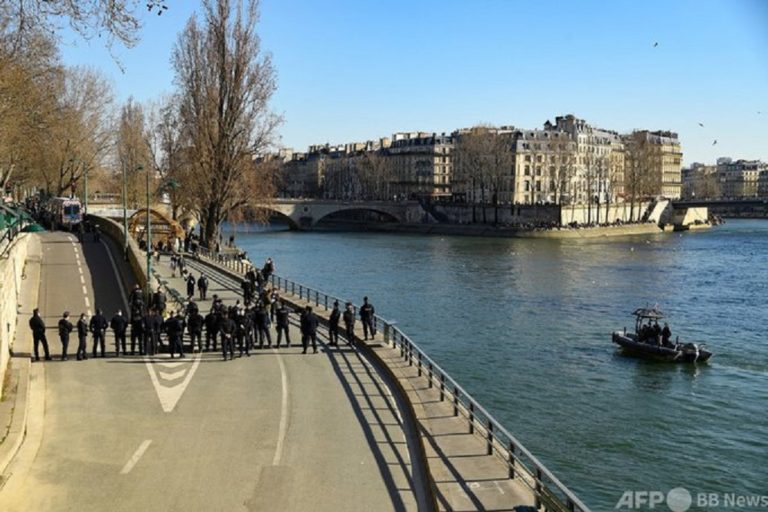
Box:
[698,123,704,127]
[653,42,659,47]
[712,140,718,146]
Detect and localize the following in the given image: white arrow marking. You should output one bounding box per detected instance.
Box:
[158,369,186,381]
[120,440,152,474]
[145,353,201,412]
[157,361,185,369]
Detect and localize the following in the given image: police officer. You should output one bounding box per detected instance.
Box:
[29,308,51,361]
[76,313,88,360]
[150,308,164,355]
[110,310,128,356]
[219,311,236,361]
[188,307,204,353]
[204,309,219,352]
[300,305,318,354]
[343,302,356,345]
[241,278,254,304]
[197,274,209,301]
[236,307,250,357]
[153,286,167,316]
[130,308,145,355]
[166,310,186,358]
[359,296,375,340]
[253,301,271,349]
[89,309,108,358]
[128,284,143,309]
[58,311,73,361]
[328,301,341,346]
[275,301,291,348]
[186,273,196,299]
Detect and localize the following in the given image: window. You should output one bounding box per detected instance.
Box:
[524,165,531,176]
[536,155,542,163]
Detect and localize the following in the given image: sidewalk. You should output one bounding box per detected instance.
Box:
[0,235,42,481]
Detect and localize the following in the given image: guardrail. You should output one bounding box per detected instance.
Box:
[195,245,590,512]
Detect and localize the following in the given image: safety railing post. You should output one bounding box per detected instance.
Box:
[469,403,475,434]
[508,441,516,479]
[439,373,445,401]
[453,387,459,416]
[487,420,494,455]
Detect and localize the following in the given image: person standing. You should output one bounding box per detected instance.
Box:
[128,284,143,309]
[130,308,145,356]
[300,305,318,354]
[254,301,272,349]
[146,308,162,356]
[204,309,218,352]
[241,278,254,305]
[90,309,108,358]
[76,313,88,360]
[275,301,291,348]
[343,302,356,345]
[152,286,167,317]
[188,308,204,353]
[197,274,209,301]
[29,308,51,361]
[236,307,250,357]
[186,273,196,299]
[359,296,375,341]
[219,311,236,361]
[57,311,73,361]
[328,301,341,346]
[110,310,128,356]
[166,310,186,359]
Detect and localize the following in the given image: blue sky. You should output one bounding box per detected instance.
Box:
[59,0,768,165]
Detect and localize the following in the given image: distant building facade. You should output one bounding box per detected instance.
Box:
[682,158,768,200]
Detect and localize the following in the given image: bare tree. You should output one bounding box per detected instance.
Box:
[357,150,394,200]
[172,0,280,247]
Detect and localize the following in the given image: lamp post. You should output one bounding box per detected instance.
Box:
[83,163,89,215]
[122,164,128,259]
[141,165,151,300]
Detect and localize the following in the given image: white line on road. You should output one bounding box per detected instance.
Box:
[79,275,85,284]
[120,440,152,474]
[78,266,83,275]
[272,350,290,466]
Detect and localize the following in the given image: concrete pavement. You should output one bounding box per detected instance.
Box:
[0,231,421,511]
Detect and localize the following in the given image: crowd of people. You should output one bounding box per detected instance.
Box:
[29,254,378,362]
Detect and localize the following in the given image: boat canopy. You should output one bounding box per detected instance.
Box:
[632,307,665,319]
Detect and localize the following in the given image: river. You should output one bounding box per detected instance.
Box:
[224,219,767,511]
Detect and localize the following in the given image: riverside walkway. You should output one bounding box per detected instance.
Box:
[0,231,422,511]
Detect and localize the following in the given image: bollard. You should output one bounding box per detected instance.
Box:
[453,387,459,416]
[487,420,493,455]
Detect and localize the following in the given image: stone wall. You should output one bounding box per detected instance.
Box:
[0,234,33,399]
[558,202,651,225]
[429,203,561,225]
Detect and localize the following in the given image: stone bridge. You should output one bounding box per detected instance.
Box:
[259,199,424,229]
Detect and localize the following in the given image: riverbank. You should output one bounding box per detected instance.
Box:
[315,220,698,238]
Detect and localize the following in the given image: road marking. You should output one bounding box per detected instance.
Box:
[79,275,85,284]
[158,369,186,381]
[84,296,90,308]
[157,361,185,369]
[272,350,289,466]
[78,266,83,275]
[120,440,152,474]
[145,354,201,413]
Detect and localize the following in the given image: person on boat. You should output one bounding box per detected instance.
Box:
[652,322,662,345]
[661,323,672,347]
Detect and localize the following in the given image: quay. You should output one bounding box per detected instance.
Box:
[0,213,590,511]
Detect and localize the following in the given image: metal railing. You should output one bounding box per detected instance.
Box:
[194,247,590,512]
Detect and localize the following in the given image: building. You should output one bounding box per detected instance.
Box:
[386,132,453,199]
[682,163,719,199]
[716,158,766,198]
[622,130,683,200]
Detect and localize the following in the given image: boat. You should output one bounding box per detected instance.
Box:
[612,307,713,363]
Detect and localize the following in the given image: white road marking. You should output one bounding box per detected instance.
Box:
[120,440,152,474]
[145,353,201,413]
[158,369,186,381]
[157,361,185,369]
[81,285,87,295]
[84,296,90,308]
[272,350,289,466]
[78,266,83,275]
[79,275,85,284]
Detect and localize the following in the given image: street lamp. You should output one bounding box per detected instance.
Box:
[141,165,151,301]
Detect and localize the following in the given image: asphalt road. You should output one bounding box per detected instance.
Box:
[0,232,418,511]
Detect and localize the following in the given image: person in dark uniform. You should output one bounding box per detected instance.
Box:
[90,309,108,358]
[300,305,318,354]
[235,307,250,357]
[166,310,186,358]
[186,273,196,299]
[130,308,145,355]
[188,308,204,353]
[252,301,270,349]
[359,296,375,340]
[262,257,275,282]
[57,311,73,361]
[205,310,219,352]
[110,310,128,356]
[76,313,88,360]
[219,311,236,360]
[128,284,143,309]
[328,301,341,346]
[661,323,673,347]
[274,301,291,348]
[144,309,159,355]
[241,278,254,305]
[29,308,51,361]
[197,274,209,301]
[153,286,167,316]
[343,302,355,345]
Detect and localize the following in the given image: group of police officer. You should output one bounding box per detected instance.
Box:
[30,257,378,362]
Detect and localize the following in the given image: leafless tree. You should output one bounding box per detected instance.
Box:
[172,0,281,246]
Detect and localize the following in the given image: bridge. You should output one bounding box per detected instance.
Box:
[259,199,424,229]
[673,198,768,218]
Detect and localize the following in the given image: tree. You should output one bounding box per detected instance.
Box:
[1,0,168,56]
[453,126,514,224]
[357,150,394,200]
[116,97,154,208]
[172,0,280,247]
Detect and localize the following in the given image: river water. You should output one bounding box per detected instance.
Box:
[225,219,767,510]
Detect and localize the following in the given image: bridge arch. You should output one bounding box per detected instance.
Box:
[312,206,402,227]
[128,208,186,243]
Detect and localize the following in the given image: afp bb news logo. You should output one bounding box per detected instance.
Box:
[616,487,768,511]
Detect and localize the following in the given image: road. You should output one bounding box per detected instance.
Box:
[0,231,418,511]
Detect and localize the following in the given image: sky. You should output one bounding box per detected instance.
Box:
[59,0,768,165]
